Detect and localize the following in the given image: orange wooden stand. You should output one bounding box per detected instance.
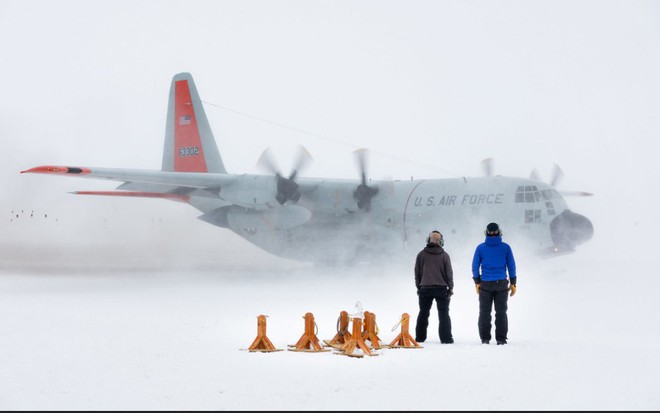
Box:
[388,313,422,349]
[362,311,385,349]
[323,310,352,348]
[288,312,330,352]
[337,317,375,358]
[248,315,282,352]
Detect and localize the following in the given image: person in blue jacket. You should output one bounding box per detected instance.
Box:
[472,222,517,345]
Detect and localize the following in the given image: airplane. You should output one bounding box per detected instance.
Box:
[21,72,594,264]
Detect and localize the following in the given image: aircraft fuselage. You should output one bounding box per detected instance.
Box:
[201,174,592,263]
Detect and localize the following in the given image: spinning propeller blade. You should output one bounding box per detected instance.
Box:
[481,157,494,177]
[529,168,541,181]
[353,148,379,211]
[256,145,313,205]
[529,162,593,197]
[550,163,565,188]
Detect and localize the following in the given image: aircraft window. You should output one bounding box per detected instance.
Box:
[516,185,541,203]
[515,186,524,203]
[545,202,556,216]
[525,210,534,223]
[541,189,562,200]
[525,209,542,223]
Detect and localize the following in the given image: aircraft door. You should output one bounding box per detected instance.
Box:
[401,180,427,247]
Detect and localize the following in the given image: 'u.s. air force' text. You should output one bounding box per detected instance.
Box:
[414,193,505,207]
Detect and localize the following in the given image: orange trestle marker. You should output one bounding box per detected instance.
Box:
[324,310,352,348]
[248,315,282,352]
[338,317,374,357]
[289,312,329,352]
[361,311,384,349]
[388,313,422,349]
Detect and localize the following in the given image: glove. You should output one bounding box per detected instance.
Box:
[448,288,454,297]
[509,284,516,297]
[475,284,480,294]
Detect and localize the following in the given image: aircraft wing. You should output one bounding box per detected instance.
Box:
[20,165,246,205]
[21,165,236,188]
[20,165,352,211]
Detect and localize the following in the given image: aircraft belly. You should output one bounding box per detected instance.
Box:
[226,210,402,262]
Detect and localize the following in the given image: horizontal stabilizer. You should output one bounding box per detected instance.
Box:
[71,191,190,203]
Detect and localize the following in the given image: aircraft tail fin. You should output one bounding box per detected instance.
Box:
[162,73,227,174]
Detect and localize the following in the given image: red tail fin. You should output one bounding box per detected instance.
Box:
[162,73,227,173]
[173,79,208,172]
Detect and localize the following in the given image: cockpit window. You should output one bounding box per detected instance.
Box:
[515,188,524,203]
[515,185,541,203]
[545,201,556,216]
[541,189,562,200]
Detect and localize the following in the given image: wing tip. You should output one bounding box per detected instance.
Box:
[20,166,90,175]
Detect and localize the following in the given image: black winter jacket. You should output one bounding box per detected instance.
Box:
[415,244,454,290]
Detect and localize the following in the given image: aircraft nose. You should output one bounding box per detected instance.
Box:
[550,210,594,251]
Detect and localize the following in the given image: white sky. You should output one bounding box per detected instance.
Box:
[2,1,659,242]
[2,1,659,177]
[1,1,660,409]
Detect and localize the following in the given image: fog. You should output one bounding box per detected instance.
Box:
[1,0,660,410]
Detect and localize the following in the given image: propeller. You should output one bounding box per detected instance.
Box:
[529,163,593,197]
[549,163,564,188]
[529,168,541,181]
[257,145,313,205]
[353,148,379,211]
[529,163,564,187]
[485,158,566,187]
[481,157,494,177]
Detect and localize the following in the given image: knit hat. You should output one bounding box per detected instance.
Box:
[486,222,501,236]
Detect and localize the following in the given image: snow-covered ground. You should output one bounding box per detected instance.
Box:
[1,216,658,410]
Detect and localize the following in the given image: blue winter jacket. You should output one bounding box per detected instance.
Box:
[472,236,517,284]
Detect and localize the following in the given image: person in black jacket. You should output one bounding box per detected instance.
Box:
[414,230,454,344]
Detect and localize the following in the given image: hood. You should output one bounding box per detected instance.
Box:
[423,244,445,254]
[484,236,503,246]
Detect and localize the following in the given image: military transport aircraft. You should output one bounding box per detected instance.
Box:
[21,73,594,264]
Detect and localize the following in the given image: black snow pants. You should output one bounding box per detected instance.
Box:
[415,286,453,343]
[478,279,510,342]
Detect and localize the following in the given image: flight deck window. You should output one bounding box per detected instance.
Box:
[516,186,541,203]
[515,187,524,203]
[545,201,556,216]
[541,189,562,200]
